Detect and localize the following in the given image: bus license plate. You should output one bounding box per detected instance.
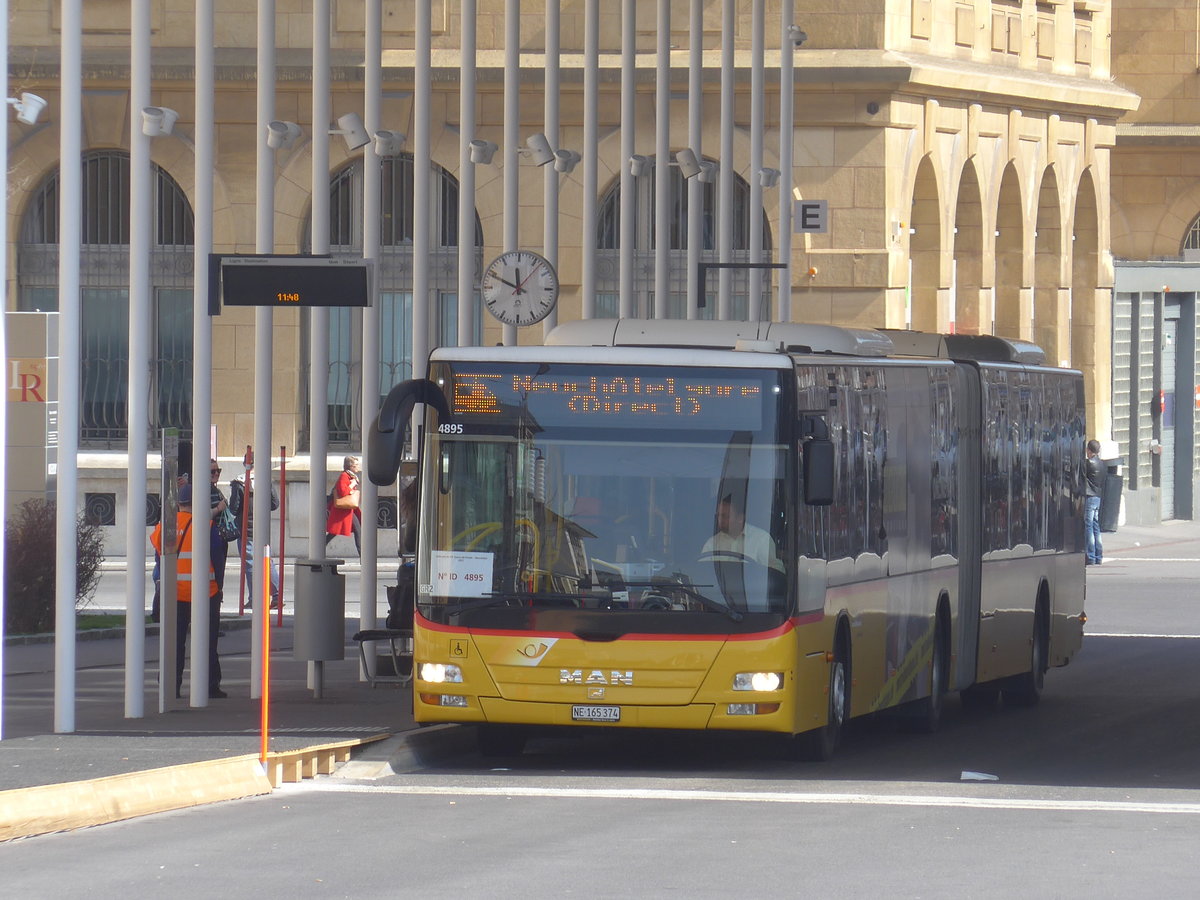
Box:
[572,705,620,722]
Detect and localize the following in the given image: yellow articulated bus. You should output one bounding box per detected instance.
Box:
[368,320,1086,759]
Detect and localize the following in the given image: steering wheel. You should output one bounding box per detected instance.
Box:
[697,550,755,564]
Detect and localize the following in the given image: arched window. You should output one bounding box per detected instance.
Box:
[17,151,195,447]
[596,160,772,319]
[1181,212,1200,259]
[300,155,484,449]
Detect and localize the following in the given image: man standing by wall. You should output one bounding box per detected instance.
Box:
[1085,439,1105,566]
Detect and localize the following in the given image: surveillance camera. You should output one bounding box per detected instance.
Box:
[266,120,302,150]
[334,112,370,151]
[373,129,406,157]
[469,139,498,165]
[553,149,581,174]
[788,25,808,48]
[525,133,555,166]
[8,92,47,126]
[675,148,701,179]
[141,106,179,137]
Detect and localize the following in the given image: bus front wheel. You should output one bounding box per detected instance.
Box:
[794,651,848,762]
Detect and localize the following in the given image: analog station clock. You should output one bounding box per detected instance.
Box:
[480,250,560,327]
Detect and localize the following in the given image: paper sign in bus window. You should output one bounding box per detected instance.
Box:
[429,550,494,597]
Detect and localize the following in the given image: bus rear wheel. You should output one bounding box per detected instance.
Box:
[1002,604,1048,708]
[900,617,948,734]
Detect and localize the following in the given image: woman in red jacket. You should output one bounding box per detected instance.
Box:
[325,455,362,553]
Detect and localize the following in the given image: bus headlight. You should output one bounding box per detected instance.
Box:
[419,662,463,684]
[733,671,783,692]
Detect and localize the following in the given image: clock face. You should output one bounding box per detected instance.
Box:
[481,250,560,327]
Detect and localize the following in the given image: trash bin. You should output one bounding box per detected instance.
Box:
[293,558,346,662]
[1099,458,1123,533]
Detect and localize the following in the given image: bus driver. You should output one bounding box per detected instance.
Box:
[701,496,784,573]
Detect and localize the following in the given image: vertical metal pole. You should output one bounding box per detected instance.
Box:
[188,1,215,708]
[251,0,277,696]
[542,0,561,337]
[458,0,478,347]
[654,0,670,320]
[128,0,153,715]
[55,0,83,734]
[581,0,599,320]
[686,0,703,320]
[748,0,765,321]
[718,0,734,320]
[361,0,382,674]
[412,0,431,377]
[309,0,331,564]
[0,0,9,739]
[778,5,795,323]
[502,0,519,346]
[619,0,635,318]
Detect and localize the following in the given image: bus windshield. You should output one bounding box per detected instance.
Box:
[417,361,790,631]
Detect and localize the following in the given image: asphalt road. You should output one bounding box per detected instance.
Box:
[3,557,1198,898]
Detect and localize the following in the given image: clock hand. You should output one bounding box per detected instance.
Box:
[515,264,540,292]
[494,276,522,291]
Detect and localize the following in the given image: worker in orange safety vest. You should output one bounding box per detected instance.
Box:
[150,483,224,699]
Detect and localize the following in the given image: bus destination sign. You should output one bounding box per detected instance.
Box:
[445,365,769,431]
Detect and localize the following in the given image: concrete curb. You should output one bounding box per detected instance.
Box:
[0,753,273,842]
[0,727,473,842]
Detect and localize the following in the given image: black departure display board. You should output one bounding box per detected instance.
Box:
[210,256,372,311]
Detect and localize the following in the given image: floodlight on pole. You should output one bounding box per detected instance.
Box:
[675,148,701,179]
[141,106,178,137]
[330,112,369,151]
[522,132,555,166]
[629,154,653,177]
[7,92,47,125]
[266,120,302,150]
[372,129,406,157]
[552,148,581,174]
[469,139,498,165]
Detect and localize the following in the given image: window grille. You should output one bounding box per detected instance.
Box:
[17,151,195,448]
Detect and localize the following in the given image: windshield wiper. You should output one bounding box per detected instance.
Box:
[617,580,744,622]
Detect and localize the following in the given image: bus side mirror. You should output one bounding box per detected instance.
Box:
[802,437,834,506]
[368,378,449,486]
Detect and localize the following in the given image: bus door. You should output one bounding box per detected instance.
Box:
[882,366,933,693]
[952,363,983,691]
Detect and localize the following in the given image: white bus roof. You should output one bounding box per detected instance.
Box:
[429,343,794,369]
[545,319,895,357]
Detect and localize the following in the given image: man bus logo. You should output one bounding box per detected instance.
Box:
[561,669,634,686]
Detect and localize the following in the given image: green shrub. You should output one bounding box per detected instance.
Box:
[3,499,105,635]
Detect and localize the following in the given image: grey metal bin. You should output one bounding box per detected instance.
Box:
[1100,458,1124,533]
[293,558,347,662]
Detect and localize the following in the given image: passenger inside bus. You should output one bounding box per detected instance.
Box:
[700,496,784,573]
